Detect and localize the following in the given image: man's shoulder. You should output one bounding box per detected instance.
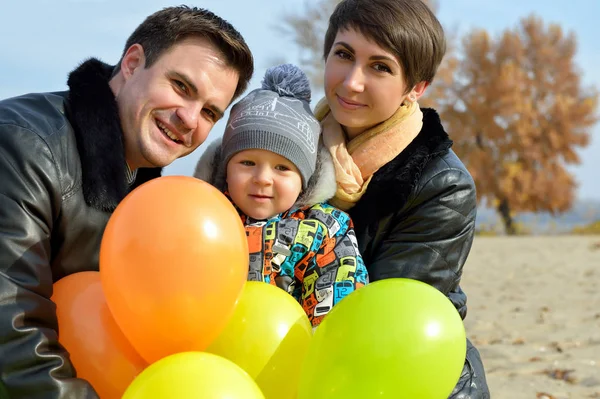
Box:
[0,91,70,138]
[0,92,77,187]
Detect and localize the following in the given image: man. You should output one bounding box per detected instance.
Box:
[0,6,253,397]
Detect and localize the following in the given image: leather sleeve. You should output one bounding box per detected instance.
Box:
[449,339,491,399]
[0,125,98,398]
[367,166,476,317]
[366,166,490,398]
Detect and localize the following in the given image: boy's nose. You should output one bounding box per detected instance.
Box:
[253,167,273,185]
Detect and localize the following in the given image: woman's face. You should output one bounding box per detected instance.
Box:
[324,28,419,139]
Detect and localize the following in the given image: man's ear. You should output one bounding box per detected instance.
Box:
[120,44,146,80]
[411,81,429,100]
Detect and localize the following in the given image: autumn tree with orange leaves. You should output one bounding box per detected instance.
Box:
[279,2,598,235]
[435,16,597,234]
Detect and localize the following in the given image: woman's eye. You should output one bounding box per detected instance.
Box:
[373,63,392,73]
[334,49,352,60]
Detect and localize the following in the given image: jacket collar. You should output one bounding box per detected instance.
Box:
[66,58,161,211]
[350,108,453,220]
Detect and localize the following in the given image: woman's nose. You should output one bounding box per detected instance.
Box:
[343,66,365,93]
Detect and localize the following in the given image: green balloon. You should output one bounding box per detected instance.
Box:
[298,278,467,399]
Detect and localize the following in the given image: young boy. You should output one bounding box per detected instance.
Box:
[194,64,368,327]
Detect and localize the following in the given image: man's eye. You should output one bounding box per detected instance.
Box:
[174,80,188,94]
[203,108,216,121]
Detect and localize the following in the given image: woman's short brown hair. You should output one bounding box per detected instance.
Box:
[323,0,445,93]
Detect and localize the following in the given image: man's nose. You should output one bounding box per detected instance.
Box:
[175,102,201,131]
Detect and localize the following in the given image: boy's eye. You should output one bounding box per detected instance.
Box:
[275,165,291,171]
[240,160,255,166]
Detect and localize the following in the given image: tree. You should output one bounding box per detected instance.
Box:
[437,16,598,234]
[278,0,338,90]
[279,3,598,235]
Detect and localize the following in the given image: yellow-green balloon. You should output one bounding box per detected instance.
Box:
[298,278,467,399]
[122,352,265,399]
[206,281,313,399]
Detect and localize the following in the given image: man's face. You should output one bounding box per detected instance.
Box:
[114,37,239,169]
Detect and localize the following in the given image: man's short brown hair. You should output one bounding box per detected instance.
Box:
[120,5,253,101]
[324,0,445,93]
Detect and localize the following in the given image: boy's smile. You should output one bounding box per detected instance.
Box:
[226,149,303,220]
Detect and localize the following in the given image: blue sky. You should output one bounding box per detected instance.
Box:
[1,0,598,199]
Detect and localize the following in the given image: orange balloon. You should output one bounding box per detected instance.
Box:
[100,176,249,363]
[52,271,148,399]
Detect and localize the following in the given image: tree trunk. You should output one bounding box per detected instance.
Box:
[497,198,516,235]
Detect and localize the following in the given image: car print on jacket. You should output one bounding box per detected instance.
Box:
[243,203,368,327]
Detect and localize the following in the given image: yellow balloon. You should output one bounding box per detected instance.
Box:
[206,282,312,399]
[122,352,265,399]
[298,279,467,399]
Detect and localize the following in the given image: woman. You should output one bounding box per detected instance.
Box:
[315,0,490,397]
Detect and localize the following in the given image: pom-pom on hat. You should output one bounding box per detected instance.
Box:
[220,64,320,188]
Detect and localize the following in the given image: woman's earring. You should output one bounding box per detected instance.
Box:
[403,93,417,107]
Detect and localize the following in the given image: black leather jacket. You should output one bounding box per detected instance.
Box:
[348,108,490,399]
[0,59,161,398]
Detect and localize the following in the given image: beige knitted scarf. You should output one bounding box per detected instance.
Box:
[314,98,423,210]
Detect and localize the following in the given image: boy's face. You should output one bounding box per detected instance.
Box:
[226,149,303,220]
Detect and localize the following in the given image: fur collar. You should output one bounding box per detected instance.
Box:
[194,138,337,210]
[66,58,161,211]
[349,108,453,222]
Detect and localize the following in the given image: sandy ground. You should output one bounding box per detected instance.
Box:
[461,235,600,399]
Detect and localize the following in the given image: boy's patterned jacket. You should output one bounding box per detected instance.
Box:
[195,140,368,326]
[243,201,367,326]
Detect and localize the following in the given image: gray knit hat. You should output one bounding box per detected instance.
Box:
[220,64,320,188]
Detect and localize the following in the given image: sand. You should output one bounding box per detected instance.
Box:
[461,235,600,399]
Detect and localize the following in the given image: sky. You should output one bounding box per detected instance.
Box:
[1,0,598,200]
